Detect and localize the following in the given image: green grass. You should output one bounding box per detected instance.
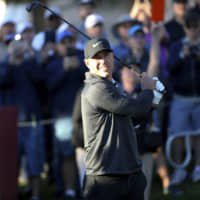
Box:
[19,171,200,200]
[151,175,200,200]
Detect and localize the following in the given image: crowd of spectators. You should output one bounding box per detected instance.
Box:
[0,0,200,200]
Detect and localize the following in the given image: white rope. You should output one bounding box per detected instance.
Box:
[17,118,57,127]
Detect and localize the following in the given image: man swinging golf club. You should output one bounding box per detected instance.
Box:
[81,38,157,200]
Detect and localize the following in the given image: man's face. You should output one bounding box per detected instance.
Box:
[1,23,15,41]
[56,36,75,56]
[173,3,187,18]
[129,31,146,49]
[121,65,140,85]
[79,4,95,21]
[21,28,35,44]
[184,23,200,41]
[117,22,133,40]
[85,50,114,80]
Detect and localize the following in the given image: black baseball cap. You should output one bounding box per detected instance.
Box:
[84,38,113,59]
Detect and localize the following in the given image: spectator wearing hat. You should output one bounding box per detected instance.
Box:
[111,14,141,80]
[17,22,35,45]
[57,23,84,50]
[127,25,149,73]
[165,0,188,47]
[127,24,169,85]
[77,0,96,47]
[0,18,16,42]
[84,13,106,39]
[45,30,87,199]
[127,24,164,76]
[0,18,16,62]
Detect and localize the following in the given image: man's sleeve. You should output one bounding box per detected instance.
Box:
[86,82,153,118]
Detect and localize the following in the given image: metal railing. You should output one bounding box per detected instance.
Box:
[166,129,200,168]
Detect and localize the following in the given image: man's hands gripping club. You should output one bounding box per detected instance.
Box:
[136,72,165,105]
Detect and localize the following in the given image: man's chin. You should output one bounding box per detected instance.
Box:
[95,71,111,79]
[101,72,110,78]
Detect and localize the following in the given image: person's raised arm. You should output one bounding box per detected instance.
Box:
[147,23,167,77]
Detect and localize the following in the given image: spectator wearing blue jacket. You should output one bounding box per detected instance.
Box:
[0,39,45,200]
[45,30,86,199]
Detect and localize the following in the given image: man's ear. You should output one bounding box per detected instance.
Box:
[84,59,89,66]
[84,58,91,70]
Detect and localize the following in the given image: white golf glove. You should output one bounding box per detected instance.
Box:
[152,77,165,105]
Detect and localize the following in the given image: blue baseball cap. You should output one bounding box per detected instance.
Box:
[56,30,74,43]
[129,25,144,37]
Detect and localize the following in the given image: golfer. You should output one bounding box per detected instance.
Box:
[82,38,155,200]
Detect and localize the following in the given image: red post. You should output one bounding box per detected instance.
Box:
[151,0,165,22]
[0,106,18,200]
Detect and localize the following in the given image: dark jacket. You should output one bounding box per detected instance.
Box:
[125,89,162,154]
[81,72,153,175]
[165,18,185,46]
[167,39,200,96]
[0,59,44,121]
[45,51,87,117]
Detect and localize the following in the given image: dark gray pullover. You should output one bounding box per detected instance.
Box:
[81,72,153,175]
